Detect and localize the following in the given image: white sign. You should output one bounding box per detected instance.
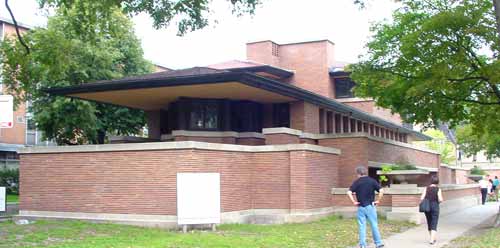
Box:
[0,95,14,128]
[0,187,6,212]
[177,173,221,225]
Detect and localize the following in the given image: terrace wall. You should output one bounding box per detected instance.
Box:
[19,142,340,227]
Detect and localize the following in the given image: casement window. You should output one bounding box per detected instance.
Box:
[273,103,290,128]
[334,77,356,98]
[189,101,219,130]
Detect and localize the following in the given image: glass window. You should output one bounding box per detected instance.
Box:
[334,78,356,98]
[189,102,219,130]
[273,103,290,128]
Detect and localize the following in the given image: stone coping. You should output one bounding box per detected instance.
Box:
[109,136,158,142]
[19,141,341,155]
[441,164,500,171]
[313,133,439,154]
[262,128,439,155]
[369,161,438,172]
[262,127,303,136]
[331,187,423,195]
[332,184,478,195]
[376,170,429,175]
[170,130,265,139]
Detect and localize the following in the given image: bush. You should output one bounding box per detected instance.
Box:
[0,168,19,195]
[470,166,486,175]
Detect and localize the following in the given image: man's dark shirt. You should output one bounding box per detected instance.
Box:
[349,176,381,207]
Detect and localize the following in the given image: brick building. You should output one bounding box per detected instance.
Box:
[18,40,479,226]
[0,17,54,170]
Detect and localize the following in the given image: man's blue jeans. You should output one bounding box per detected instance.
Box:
[357,204,383,247]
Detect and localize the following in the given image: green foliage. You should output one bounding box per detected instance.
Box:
[350,0,500,158]
[417,129,456,164]
[0,2,152,145]
[456,124,499,159]
[390,164,418,170]
[470,166,486,175]
[38,0,261,36]
[379,165,393,183]
[0,169,19,195]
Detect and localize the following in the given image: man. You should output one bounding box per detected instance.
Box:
[347,166,385,248]
[492,176,499,202]
[478,175,489,205]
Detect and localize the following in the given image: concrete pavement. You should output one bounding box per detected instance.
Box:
[358,202,499,248]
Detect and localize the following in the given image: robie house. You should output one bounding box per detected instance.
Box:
[18,40,480,227]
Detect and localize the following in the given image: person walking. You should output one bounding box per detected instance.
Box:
[347,166,385,248]
[479,175,489,205]
[493,176,499,202]
[420,175,443,245]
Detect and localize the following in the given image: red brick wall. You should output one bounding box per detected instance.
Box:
[174,136,237,144]
[443,187,478,200]
[366,139,439,169]
[290,101,320,133]
[318,137,369,187]
[237,138,265,146]
[318,137,440,187]
[20,148,339,215]
[264,133,300,145]
[247,40,334,98]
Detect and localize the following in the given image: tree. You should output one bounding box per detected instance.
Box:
[39,0,261,35]
[6,0,261,54]
[417,129,456,164]
[350,0,500,157]
[456,124,500,158]
[0,3,152,145]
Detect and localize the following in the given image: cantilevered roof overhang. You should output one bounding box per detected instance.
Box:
[45,67,430,141]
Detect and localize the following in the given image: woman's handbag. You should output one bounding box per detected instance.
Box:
[419,198,430,212]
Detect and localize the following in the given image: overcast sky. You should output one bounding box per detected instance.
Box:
[1,0,399,69]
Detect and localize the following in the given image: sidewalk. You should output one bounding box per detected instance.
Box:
[377,202,499,248]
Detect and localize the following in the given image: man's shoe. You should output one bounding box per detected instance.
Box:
[376,245,385,248]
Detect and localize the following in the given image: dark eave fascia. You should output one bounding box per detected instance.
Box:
[226,65,294,78]
[45,71,430,140]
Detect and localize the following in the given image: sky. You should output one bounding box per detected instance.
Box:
[1,0,399,69]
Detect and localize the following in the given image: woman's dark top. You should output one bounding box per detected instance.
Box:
[425,186,439,203]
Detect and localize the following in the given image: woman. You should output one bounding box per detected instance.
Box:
[420,176,443,245]
[479,176,489,205]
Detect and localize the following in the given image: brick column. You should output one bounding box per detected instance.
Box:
[290,101,320,133]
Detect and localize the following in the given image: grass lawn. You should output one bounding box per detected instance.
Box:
[444,227,500,248]
[0,215,414,248]
[6,194,19,203]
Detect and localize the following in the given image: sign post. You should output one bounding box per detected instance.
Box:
[0,95,14,129]
[0,187,6,213]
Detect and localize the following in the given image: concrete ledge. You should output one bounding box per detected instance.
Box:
[262,127,302,136]
[19,141,341,155]
[369,161,438,172]
[109,136,159,143]
[18,210,177,228]
[440,184,479,191]
[19,208,339,227]
[171,130,265,139]
[332,187,424,195]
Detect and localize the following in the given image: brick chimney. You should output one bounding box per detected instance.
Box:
[246,40,336,98]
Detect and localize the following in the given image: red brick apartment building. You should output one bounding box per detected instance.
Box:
[18,40,480,226]
[0,17,53,170]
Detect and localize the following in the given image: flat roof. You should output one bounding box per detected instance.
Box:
[45,68,430,140]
